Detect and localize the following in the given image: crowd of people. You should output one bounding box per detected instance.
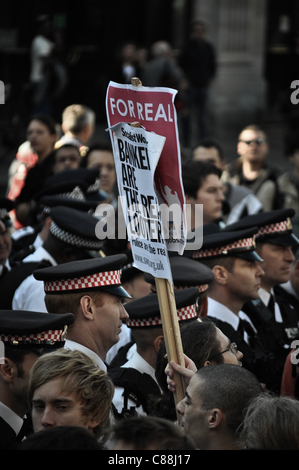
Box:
[0,101,299,451]
[1,17,299,452]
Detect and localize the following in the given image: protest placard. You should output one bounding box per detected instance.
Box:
[108,121,173,282]
[106,81,187,255]
[106,80,187,408]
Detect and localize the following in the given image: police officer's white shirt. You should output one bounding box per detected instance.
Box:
[12,225,35,241]
[32,233,43,250]
[207,297,256,344]
[105,323,132,365]
[112,351,158,416]
[0,401,23,436]
[21,246,56,264]
[258,287,283,323]
[0,259,11,276]
[11,226,43,251]
[12,247,57,312]
[65,339,107,372]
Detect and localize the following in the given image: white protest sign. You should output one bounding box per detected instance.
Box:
[109,122,172,282]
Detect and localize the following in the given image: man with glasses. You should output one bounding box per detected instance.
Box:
[222,124,282,211]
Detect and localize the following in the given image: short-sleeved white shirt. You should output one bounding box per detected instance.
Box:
[30,35,54,82]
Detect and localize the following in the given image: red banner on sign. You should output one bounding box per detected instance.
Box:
[106,81,186,254]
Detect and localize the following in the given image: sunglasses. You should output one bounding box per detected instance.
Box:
[239,138,266,146]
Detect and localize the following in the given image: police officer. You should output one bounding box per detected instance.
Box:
[43,167,108,203]
[0,310,74,449]
[225,209,299,391]
[10,178,90,258]
[144,255,215,318]
[275,246,299,314]
[192,226,279,389]
[110,288,201,417]
[105,249,153,366]
[108,256,215,369]
[33,254,131,372]
[11,206,105,312]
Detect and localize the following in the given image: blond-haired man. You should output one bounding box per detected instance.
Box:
[28,348,114,439]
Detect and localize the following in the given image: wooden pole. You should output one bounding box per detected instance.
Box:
[129,78,186,414]
[155,278,186,409]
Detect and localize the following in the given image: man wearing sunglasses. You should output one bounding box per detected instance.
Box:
[222,124,282,212]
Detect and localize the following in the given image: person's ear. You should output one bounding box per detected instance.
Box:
[208,408,224,429]
[212,265,229,285]
[154,335,164,353]
[87,417,101,432]
[61,247,79,263]
[80,295,95,321]
[0,358,16,384]
[203,360,211,366]
[45,217,52,230]
[199,296,208,318]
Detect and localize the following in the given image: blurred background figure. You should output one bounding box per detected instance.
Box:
[192,138,263,224]
[56,104,96,157]
[29,15,55,115]
[12,114,57,228]
[179,20,217,146]
[222,125,283,212]
[52,139,81,174]
[29,14,68,117]
[141,40,182,89]
[110,41,140,85]
[83,141,117,206]
[278,131,299,236]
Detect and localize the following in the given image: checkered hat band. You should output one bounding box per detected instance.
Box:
[44,270,121,292]
[126,304,197,327]
[193,237,254,259]
[50,221,102,250]
[0,329,63,344]
[257,221,288,237]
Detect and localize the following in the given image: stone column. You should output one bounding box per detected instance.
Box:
[193,0,268,141]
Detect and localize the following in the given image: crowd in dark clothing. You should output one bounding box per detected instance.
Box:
[1,18,299,452]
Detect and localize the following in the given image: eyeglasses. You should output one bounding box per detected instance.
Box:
[239,138,266,146]
[209,342,239,361]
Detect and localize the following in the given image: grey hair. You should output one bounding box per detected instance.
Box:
[240,394,299,450]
